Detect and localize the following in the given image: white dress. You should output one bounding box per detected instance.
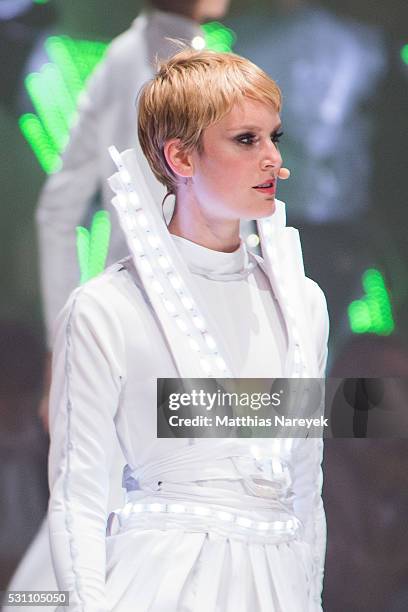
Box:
[48,229,329,612]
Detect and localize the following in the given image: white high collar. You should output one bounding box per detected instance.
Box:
[171,234,255,280]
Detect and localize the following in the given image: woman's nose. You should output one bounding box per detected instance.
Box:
[261,141,282,170]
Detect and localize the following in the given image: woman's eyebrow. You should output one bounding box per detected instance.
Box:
[226,123,282,132]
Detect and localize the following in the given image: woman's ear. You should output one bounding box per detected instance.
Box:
[163,139,194,179]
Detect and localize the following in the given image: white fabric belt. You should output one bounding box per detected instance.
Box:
[123,447,293,507]
[126,478,293,512]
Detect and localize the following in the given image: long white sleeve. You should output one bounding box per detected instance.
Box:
[292,437,326,610]
[292,279,329,610]
[48,284,126,612]
[35,60,109,349]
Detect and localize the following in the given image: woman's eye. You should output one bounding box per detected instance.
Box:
[271,131,284,144]
[236,134,256,145]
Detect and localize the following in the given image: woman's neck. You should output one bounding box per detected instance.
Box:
[168,204,241,253]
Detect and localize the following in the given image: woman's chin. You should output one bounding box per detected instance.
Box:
[252,199,276,219]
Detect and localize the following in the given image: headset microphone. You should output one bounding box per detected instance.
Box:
[278,168,290,180]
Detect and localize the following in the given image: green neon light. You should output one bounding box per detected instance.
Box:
[202,21,236,52]
[76,211,111,284]
[19,113,62,174]
[401,44,408,65]
[25,68,70,151]
[348,268,395,335]
[19,35,109,174]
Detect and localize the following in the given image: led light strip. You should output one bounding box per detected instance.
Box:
[109,147,231,378]
[118,501,299,536]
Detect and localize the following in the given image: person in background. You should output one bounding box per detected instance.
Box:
[36,0,231,427]
[233,0,386,224]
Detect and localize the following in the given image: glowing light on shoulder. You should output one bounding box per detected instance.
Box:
[19,35,109,173]
[201,22,236,53]
[76,210,111,284]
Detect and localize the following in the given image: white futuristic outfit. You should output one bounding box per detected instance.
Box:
[48,149,329,611]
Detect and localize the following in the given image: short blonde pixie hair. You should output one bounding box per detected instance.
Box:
[138,49,282,194]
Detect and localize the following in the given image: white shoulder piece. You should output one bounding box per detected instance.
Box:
[108,146,233,379]
[257,207,319,378]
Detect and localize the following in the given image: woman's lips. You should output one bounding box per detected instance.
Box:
[253,182,275,195]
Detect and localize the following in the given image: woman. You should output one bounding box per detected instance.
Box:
[48,49,329,611]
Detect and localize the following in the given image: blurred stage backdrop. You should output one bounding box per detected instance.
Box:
[1,1,408,611]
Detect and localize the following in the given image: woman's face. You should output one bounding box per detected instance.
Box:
[189,98,283,222]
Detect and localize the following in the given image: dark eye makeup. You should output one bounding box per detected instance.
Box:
[271,130,284,143]
[235,130,284,146]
